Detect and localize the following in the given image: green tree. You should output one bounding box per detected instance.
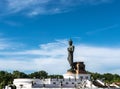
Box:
[29,70,48,78]
[0,71,13,89]
[48,75,63,78]
[91,72,102,80]
[103,73,113,83]
[12,70,29,78]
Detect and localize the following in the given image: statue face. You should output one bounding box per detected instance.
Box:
[69,41,72,46]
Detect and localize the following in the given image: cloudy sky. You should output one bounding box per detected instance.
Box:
[0,0,120,75]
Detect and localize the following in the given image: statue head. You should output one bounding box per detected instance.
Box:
[68,39,73,46]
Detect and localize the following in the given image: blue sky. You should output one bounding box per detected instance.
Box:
[0,0,120,74]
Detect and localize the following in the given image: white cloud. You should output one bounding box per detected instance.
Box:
[0,36,26,51]
[7,0,50,13]
[0,38,12,50]
[86,24,119,35]
[0,39,120,75]
[0,0,112,16]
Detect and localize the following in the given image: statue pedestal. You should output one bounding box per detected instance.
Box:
[63,71,76,79]
[63,61,90,80]
[63,72,90,80]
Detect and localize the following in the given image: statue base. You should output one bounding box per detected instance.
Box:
[67,68,76,73]
[63,73,91,80]
[63,71,76,79]
[63,61,90,79]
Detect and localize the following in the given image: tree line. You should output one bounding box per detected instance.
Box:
[0,70,62,89]
[0,70,120,89]
[88,71,120,83]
